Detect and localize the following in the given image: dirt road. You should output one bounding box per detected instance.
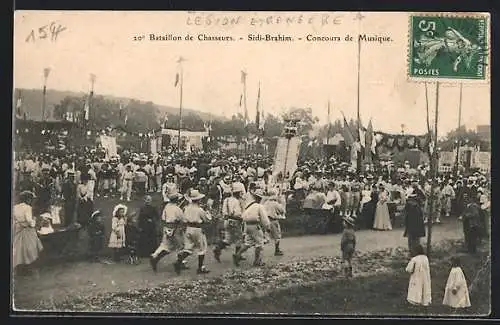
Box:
[12,219,464,310]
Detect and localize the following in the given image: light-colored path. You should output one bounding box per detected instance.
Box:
[13,220,463,310]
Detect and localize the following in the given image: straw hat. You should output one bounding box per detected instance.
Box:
[253,188,265,198]
[19,190,36,201]
[91,210,101,219]
[112,204,128,217]
[185,189,205,201]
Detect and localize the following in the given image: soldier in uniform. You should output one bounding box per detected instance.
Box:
[213,182,245,263]
[174,189,212,275]
[62,170,77,226]
[149,191,184,272]
[233,188,271,267]
[263,190,286,256]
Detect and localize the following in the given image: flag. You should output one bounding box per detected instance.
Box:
[365,118,373,161]
[358,119,366,148]
[119,103,123,118]
[124,113,128,125]
[174,73,180,87]
[84,98,90,121]
[163,114,168,128]
[255,83,261,129]
[15,95,22,118]
[341,112,355,147]
[239,94,243,107]
[260,110,265,130]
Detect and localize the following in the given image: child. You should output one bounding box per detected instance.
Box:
[87,210,105,262]
[108,204,127,262]
[340,216,356,278]
[125,212,140,265]
[405,244,432,306]
[443,256,471,309]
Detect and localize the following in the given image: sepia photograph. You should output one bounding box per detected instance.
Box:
[12,10,491,315]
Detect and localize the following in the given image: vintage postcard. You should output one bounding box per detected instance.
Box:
[12,11,491,316]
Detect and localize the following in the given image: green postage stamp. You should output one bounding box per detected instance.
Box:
[409,13,489,82]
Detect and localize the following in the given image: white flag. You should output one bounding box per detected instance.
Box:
[371,135,377,154]
[359,128,366,147]
[84,101,90,121]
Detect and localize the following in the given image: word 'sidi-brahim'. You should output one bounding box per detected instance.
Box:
[248,34,294,42]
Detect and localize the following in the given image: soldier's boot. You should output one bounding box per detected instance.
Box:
[213,242,226,263]
[235,246,246,261]
[274,242,284,256]
[174,251,190,275]
[253,247,265,267]
[150,250,168,272]
[197,255,210,274]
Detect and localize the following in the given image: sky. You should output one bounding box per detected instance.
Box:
[14,11,490,136]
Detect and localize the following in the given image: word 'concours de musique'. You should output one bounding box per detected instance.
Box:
[148,33,392,43]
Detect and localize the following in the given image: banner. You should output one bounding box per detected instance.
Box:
[273,136,300,179]
[150,137,157,154]
[100,135,117,159]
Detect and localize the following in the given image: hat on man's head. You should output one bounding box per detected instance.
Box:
[253,188,265,198]
[91,210,101,219]
[19,190,36,201]
[185,189,205,201]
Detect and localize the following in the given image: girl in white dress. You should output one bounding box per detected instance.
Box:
[108,204,128,262]
[443,256,471,309]
[405,244,432,306]
[360,183,372,213]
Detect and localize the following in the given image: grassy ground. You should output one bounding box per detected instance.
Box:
[197,249,490,316]
[26,238,490,316]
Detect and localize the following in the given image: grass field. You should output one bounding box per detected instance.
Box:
[197,249,490,316]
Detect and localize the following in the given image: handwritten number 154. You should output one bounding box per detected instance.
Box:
[25,22,67,43]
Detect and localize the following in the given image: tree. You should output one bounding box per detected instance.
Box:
[438,126,486,151]
[262,113,284,138]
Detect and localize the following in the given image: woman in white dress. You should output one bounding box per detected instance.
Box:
[13,191,44,275]
[405,244,432,306]
[373,185,392,230]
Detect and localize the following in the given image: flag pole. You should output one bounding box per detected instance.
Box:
[177,57,184,152]
[454,83,463,176]
[42,68,51,121]
[89,74,96,130]
[354,13,364,173]
[426,81,440,259]
[327,100,331,145]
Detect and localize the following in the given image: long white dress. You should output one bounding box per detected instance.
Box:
[13,203,44,268]
[406,254,432,306]
[443,267,471,308]
[373,190,392,230]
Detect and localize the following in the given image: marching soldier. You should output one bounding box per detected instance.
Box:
[213,182,245,263]
[263,190,286,256]
[149,191,185,272]
[174,189,212,275]
[233,188,271,267]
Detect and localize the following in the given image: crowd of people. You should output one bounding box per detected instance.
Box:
[12,147,490,278]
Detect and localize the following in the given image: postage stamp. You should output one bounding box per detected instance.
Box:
[409,14,489,82]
